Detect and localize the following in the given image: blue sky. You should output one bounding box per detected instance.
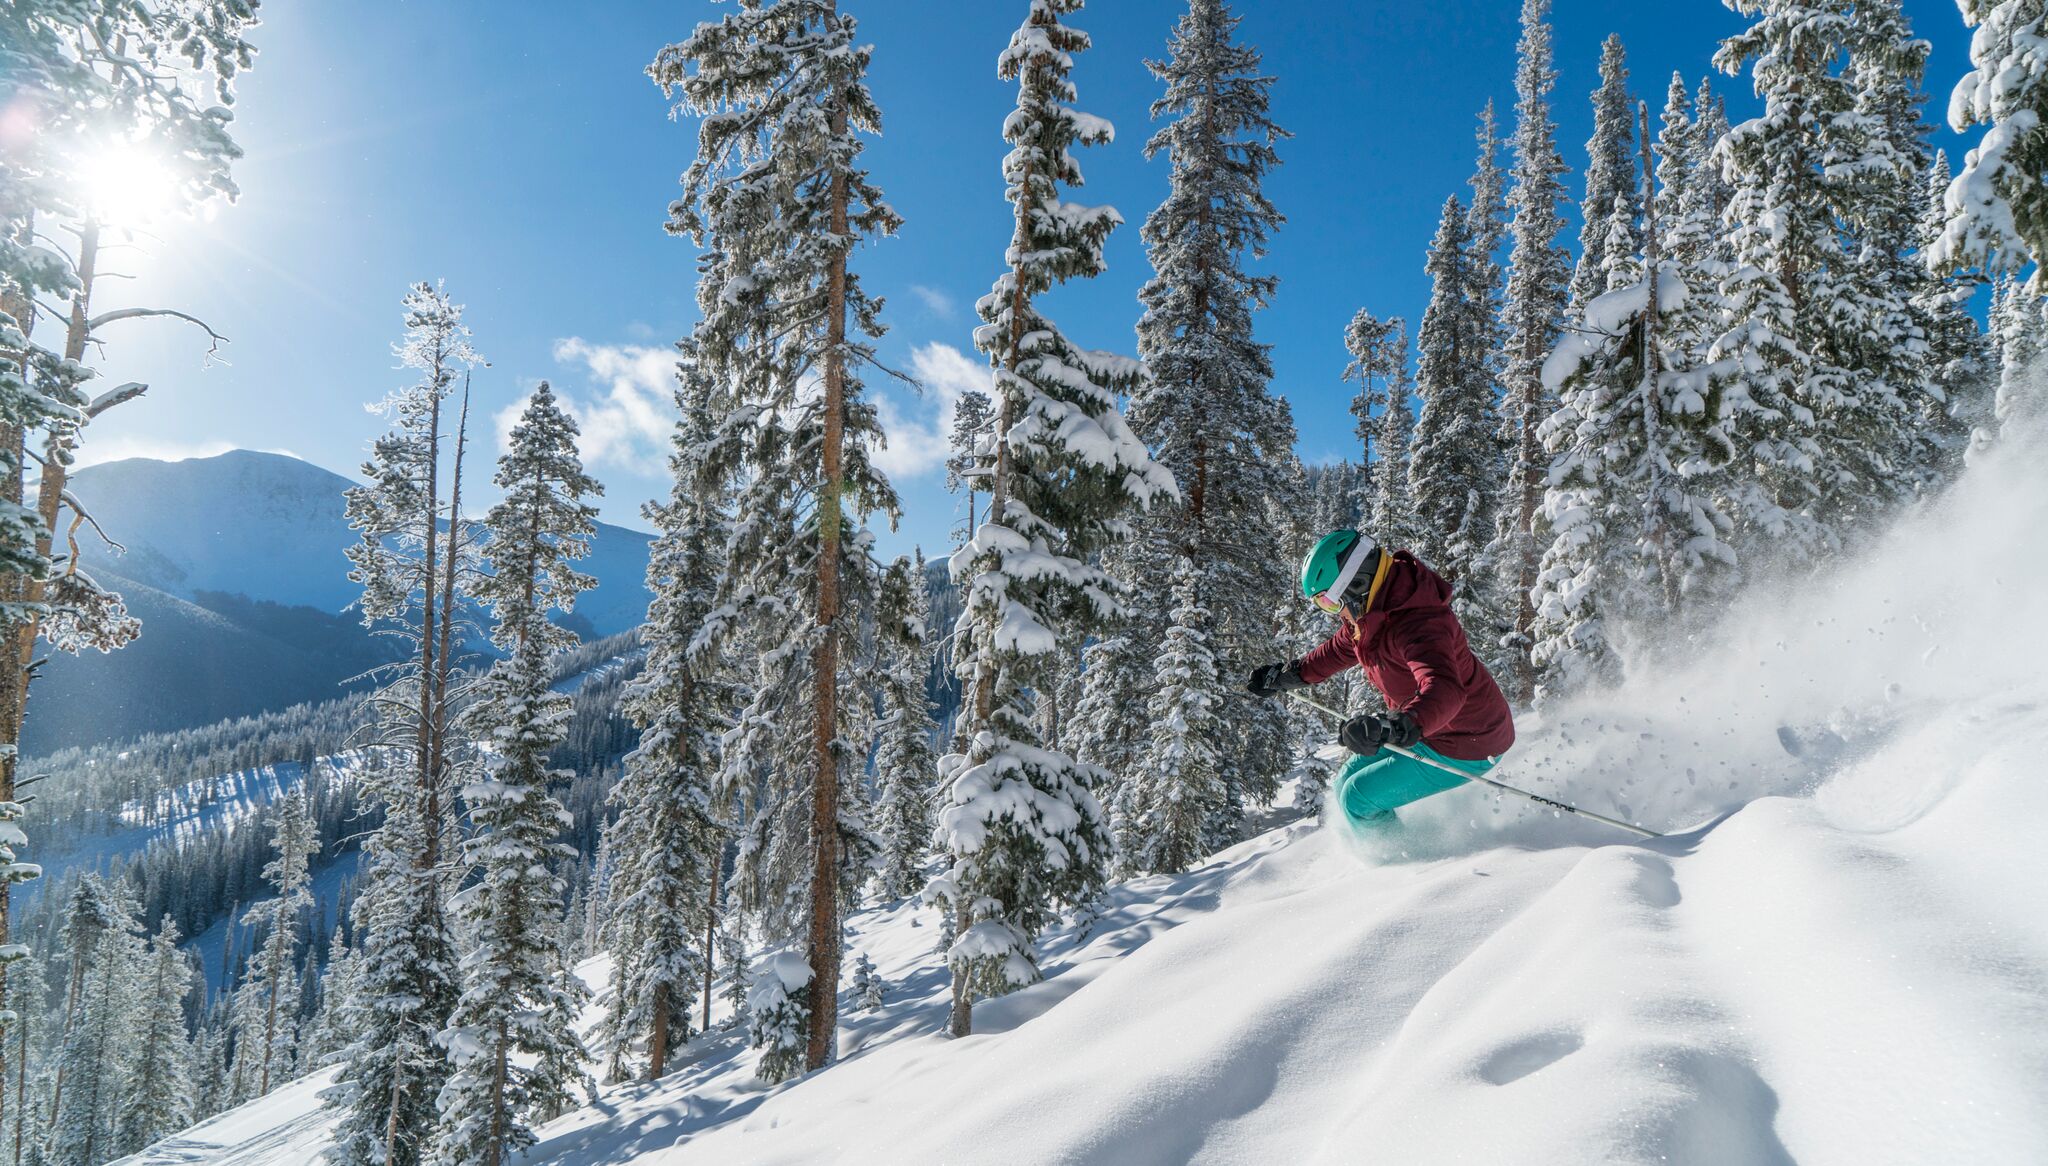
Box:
[84,0,1983,561]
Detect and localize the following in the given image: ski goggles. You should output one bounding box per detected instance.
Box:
[1310,535,1378,615]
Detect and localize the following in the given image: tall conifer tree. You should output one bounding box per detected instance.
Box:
[655,0,903,1074]
[934,0,1174,1039]
[433,383,598,1165]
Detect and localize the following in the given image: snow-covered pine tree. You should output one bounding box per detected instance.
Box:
[655,0,903,1076]
[1711,0,1855,563]
[1572,35,1642,309]
[1467,100,1510,398]
[871,553,938,902]
[934,0,1175,1040]
[1408,194,1500,604]
[229,789,317,1101]
[1990,277,2047,427]
[599,352,731,1084]
[1123,556,1227,874]
[432,383,598,1166]
[946,389,996,540]
[303,924,358,1070]
[0,1,257,1043]
[1493,0,1574,703]
[1369,325,1420,551]
[1120,0,1298,841]
[1930,0,2048,281]
[1915,151,1996,466]
[1345,310,1402,501]
[1531,108,1740,694]
[852,952,884,1011]
[47,878,139,1166]
[116,918,195,1158]
[329,284,478,1166]
[1824,0,1941,514]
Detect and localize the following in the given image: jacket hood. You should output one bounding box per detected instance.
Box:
[1370,551,1452,617]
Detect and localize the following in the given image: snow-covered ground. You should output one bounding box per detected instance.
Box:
[116,436,2048,1164]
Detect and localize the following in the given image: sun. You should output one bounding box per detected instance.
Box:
[75,142,180,226]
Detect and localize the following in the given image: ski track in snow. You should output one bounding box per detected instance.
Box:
[115,436,2048,1164]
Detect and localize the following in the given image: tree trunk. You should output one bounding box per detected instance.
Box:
[428,377,469,875]
[806,6,849,1072]
[488,1019,507,1166]
[701,848,721,1036]
[416,363,444,871]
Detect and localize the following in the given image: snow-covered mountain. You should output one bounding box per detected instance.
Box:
[116,435,2048,1164]
[26,450,653,751]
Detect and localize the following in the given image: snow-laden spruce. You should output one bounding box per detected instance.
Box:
[871,551,939,901]
[935,0,1175,1039]
[1492,0,1574,703]
[654,0,903,1077]
[229,789,317,1104]
[330,284,479,1166]
[1345,311,1418,550]
[598,352,733,1085]
[1571,35,1643,310]
[433,383,599,1166]
[1125,555,1228,874]
[1930,0,2048,282]
[121,918,198,1158]
[1104,0,1299,869]
[1407,193,1499,608]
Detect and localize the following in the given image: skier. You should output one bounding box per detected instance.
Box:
[1247,529,1515,829]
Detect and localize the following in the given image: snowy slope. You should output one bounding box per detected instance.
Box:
[118,434,2048,1165]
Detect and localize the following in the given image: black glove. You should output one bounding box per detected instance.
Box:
[1246,660,1307,698]
[1339,711,1423,755]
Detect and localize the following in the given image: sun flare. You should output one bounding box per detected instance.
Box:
[75,142,179,226]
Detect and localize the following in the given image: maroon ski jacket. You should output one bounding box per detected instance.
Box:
[1298,551,1515,761]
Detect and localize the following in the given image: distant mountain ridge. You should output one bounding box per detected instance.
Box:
[23,450,653,753]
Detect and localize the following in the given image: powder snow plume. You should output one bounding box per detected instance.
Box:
[1358,418,2048,856]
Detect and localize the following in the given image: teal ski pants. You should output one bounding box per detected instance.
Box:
[1333,742,1500,829]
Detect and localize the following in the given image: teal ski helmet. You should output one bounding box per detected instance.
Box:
[1300,529,1380,607]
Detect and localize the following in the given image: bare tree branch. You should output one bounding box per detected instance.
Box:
[58,489,125,554]
[87,307,229,355]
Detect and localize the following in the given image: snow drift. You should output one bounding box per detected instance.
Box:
[116,428,2048,1165]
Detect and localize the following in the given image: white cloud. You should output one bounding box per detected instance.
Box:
[72,437,303,468]
[524,337,678,476]
[909,284,957,319]
[870,342,991,479]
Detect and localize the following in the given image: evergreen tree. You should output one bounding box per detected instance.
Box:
[1115,0,1297,844]
[1711,0,1849,562]
[303,925,358,1069]
[1345,311,1403,501]
[230,790,317,1101]
[1467,100,1510,394]
[48,878,138,1166]
[1123,556,1227,873]
[329,284,477,1166]
[599,353,730,1084]
[1369,325,1420,549]
[655,0,903,1075]
[1916,151,1996,465]
[850,952,884,1011]
[871,553,938,902]
[1930,0,2048,280]
[745,950,809,1083]
[1408,195,1499,600]
[1572,35,1642,308]
[1991,278,2047,427]
[117,919,195,1157]
[934,0,1175,1040]
[1532,120,1741,692]
[433,384,598,1166]
[946,389,996,539]
[1494,0,1574,702]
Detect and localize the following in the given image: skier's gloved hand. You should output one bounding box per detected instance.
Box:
[1246,660,1307,698]
[1339,712,1423,755]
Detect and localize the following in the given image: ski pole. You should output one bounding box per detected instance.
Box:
[1286,691,1662,840]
